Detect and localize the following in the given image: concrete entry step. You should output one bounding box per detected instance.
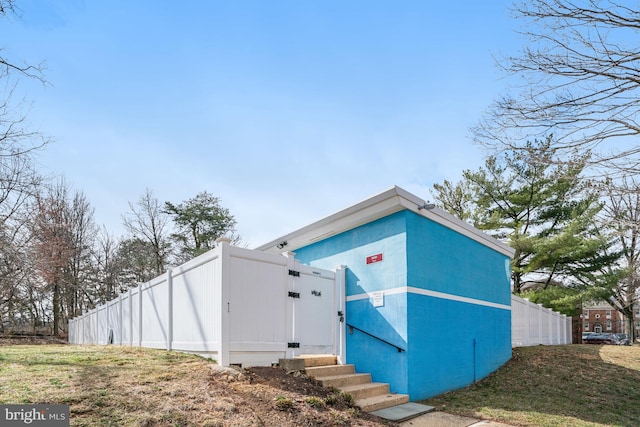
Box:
[305,364,354,377]
[315,372,372,388]
[339,382,390,400]
[370,402,435,422]
[295,354,337,367]
[355,393,411,412]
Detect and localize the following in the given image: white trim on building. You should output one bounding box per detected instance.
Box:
[256,186,515,258]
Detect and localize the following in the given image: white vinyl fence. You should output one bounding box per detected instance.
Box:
[69,239,346,367]
[511,294,572,347]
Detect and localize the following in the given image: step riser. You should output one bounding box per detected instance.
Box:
[306,365,354,377]
[341,383,389,400]
[319,373,371,388]
[297,355,337,367]
[357,394,410,412]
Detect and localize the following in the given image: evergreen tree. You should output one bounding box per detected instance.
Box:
[432,138,620,296]
[164,192,238,262]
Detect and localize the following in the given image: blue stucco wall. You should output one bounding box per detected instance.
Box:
[405,212,511,305]
[345,295,409,395]
[295,212,410,394]
[294,209,512,400]
[404,211,512,399]
[295,212,408,295]
[406,294,512,399]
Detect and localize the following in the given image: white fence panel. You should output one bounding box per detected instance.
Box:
[227,246,289,365]
[68,319,76,343]
[121,292,131,345]
[511,296,527,346]
[528,304,540,343]
[540,306,550,344]
[140,275,170,349]
[97,305,109,345]
[131,287,141,346]
[107,299,120,344]
[90,310,98,343]
[171,251,220,353]
[80,315,88,344]
[511,294,572,347]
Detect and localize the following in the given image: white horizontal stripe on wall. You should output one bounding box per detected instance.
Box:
[346,286,511,311]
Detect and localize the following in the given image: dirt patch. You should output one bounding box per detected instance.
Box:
[213,365,397,426]
[0,334,67,346]
[244,366,331,396]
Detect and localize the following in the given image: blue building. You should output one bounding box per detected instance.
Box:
[258,186,514,400]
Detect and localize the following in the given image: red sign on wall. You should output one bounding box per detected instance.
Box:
[366,253,383,264]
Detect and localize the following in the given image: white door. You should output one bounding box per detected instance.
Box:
[290,265,336,355]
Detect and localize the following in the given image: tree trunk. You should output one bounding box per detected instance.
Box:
[52,282,60,336]
[627,305,636,344]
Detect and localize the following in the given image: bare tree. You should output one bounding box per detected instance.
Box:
[0,206,33,330]
[600,177,640,341]
[31,182,72,335]
[63,189,97,317]
[93,227,120,302]
[0,0,45,82]
[0,0,47,181]
[30,179,96,335]
[0,60,45,228]
[122,188,171,276]
[474,0,640,175]
[0,1,55,333]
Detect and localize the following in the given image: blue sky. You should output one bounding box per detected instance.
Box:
[2,0,519,247]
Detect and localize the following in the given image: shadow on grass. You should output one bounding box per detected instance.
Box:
[422,345,640,427]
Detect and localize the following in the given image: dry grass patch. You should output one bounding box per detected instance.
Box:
[0,345,226,425]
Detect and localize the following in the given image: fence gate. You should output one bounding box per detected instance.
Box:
[289,264,338,356]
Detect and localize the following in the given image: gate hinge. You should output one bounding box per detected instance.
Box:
[288,291,300,298]
[287,342,300,348]
[288,269,300,277]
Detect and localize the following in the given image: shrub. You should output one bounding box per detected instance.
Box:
[274,396,295,411]
[304,397,326,409]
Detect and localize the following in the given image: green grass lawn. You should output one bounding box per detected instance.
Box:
[423,344,640,427]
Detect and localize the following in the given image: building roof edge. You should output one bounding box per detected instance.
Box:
[255,185,515,258]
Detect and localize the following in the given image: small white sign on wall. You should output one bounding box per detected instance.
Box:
[372,291,384,308]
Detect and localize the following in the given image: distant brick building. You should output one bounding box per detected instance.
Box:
[581,301,625,334]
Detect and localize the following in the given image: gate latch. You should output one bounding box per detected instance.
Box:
[338,311,344,322]
[287,342,300,348]
[288,291,300,299]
